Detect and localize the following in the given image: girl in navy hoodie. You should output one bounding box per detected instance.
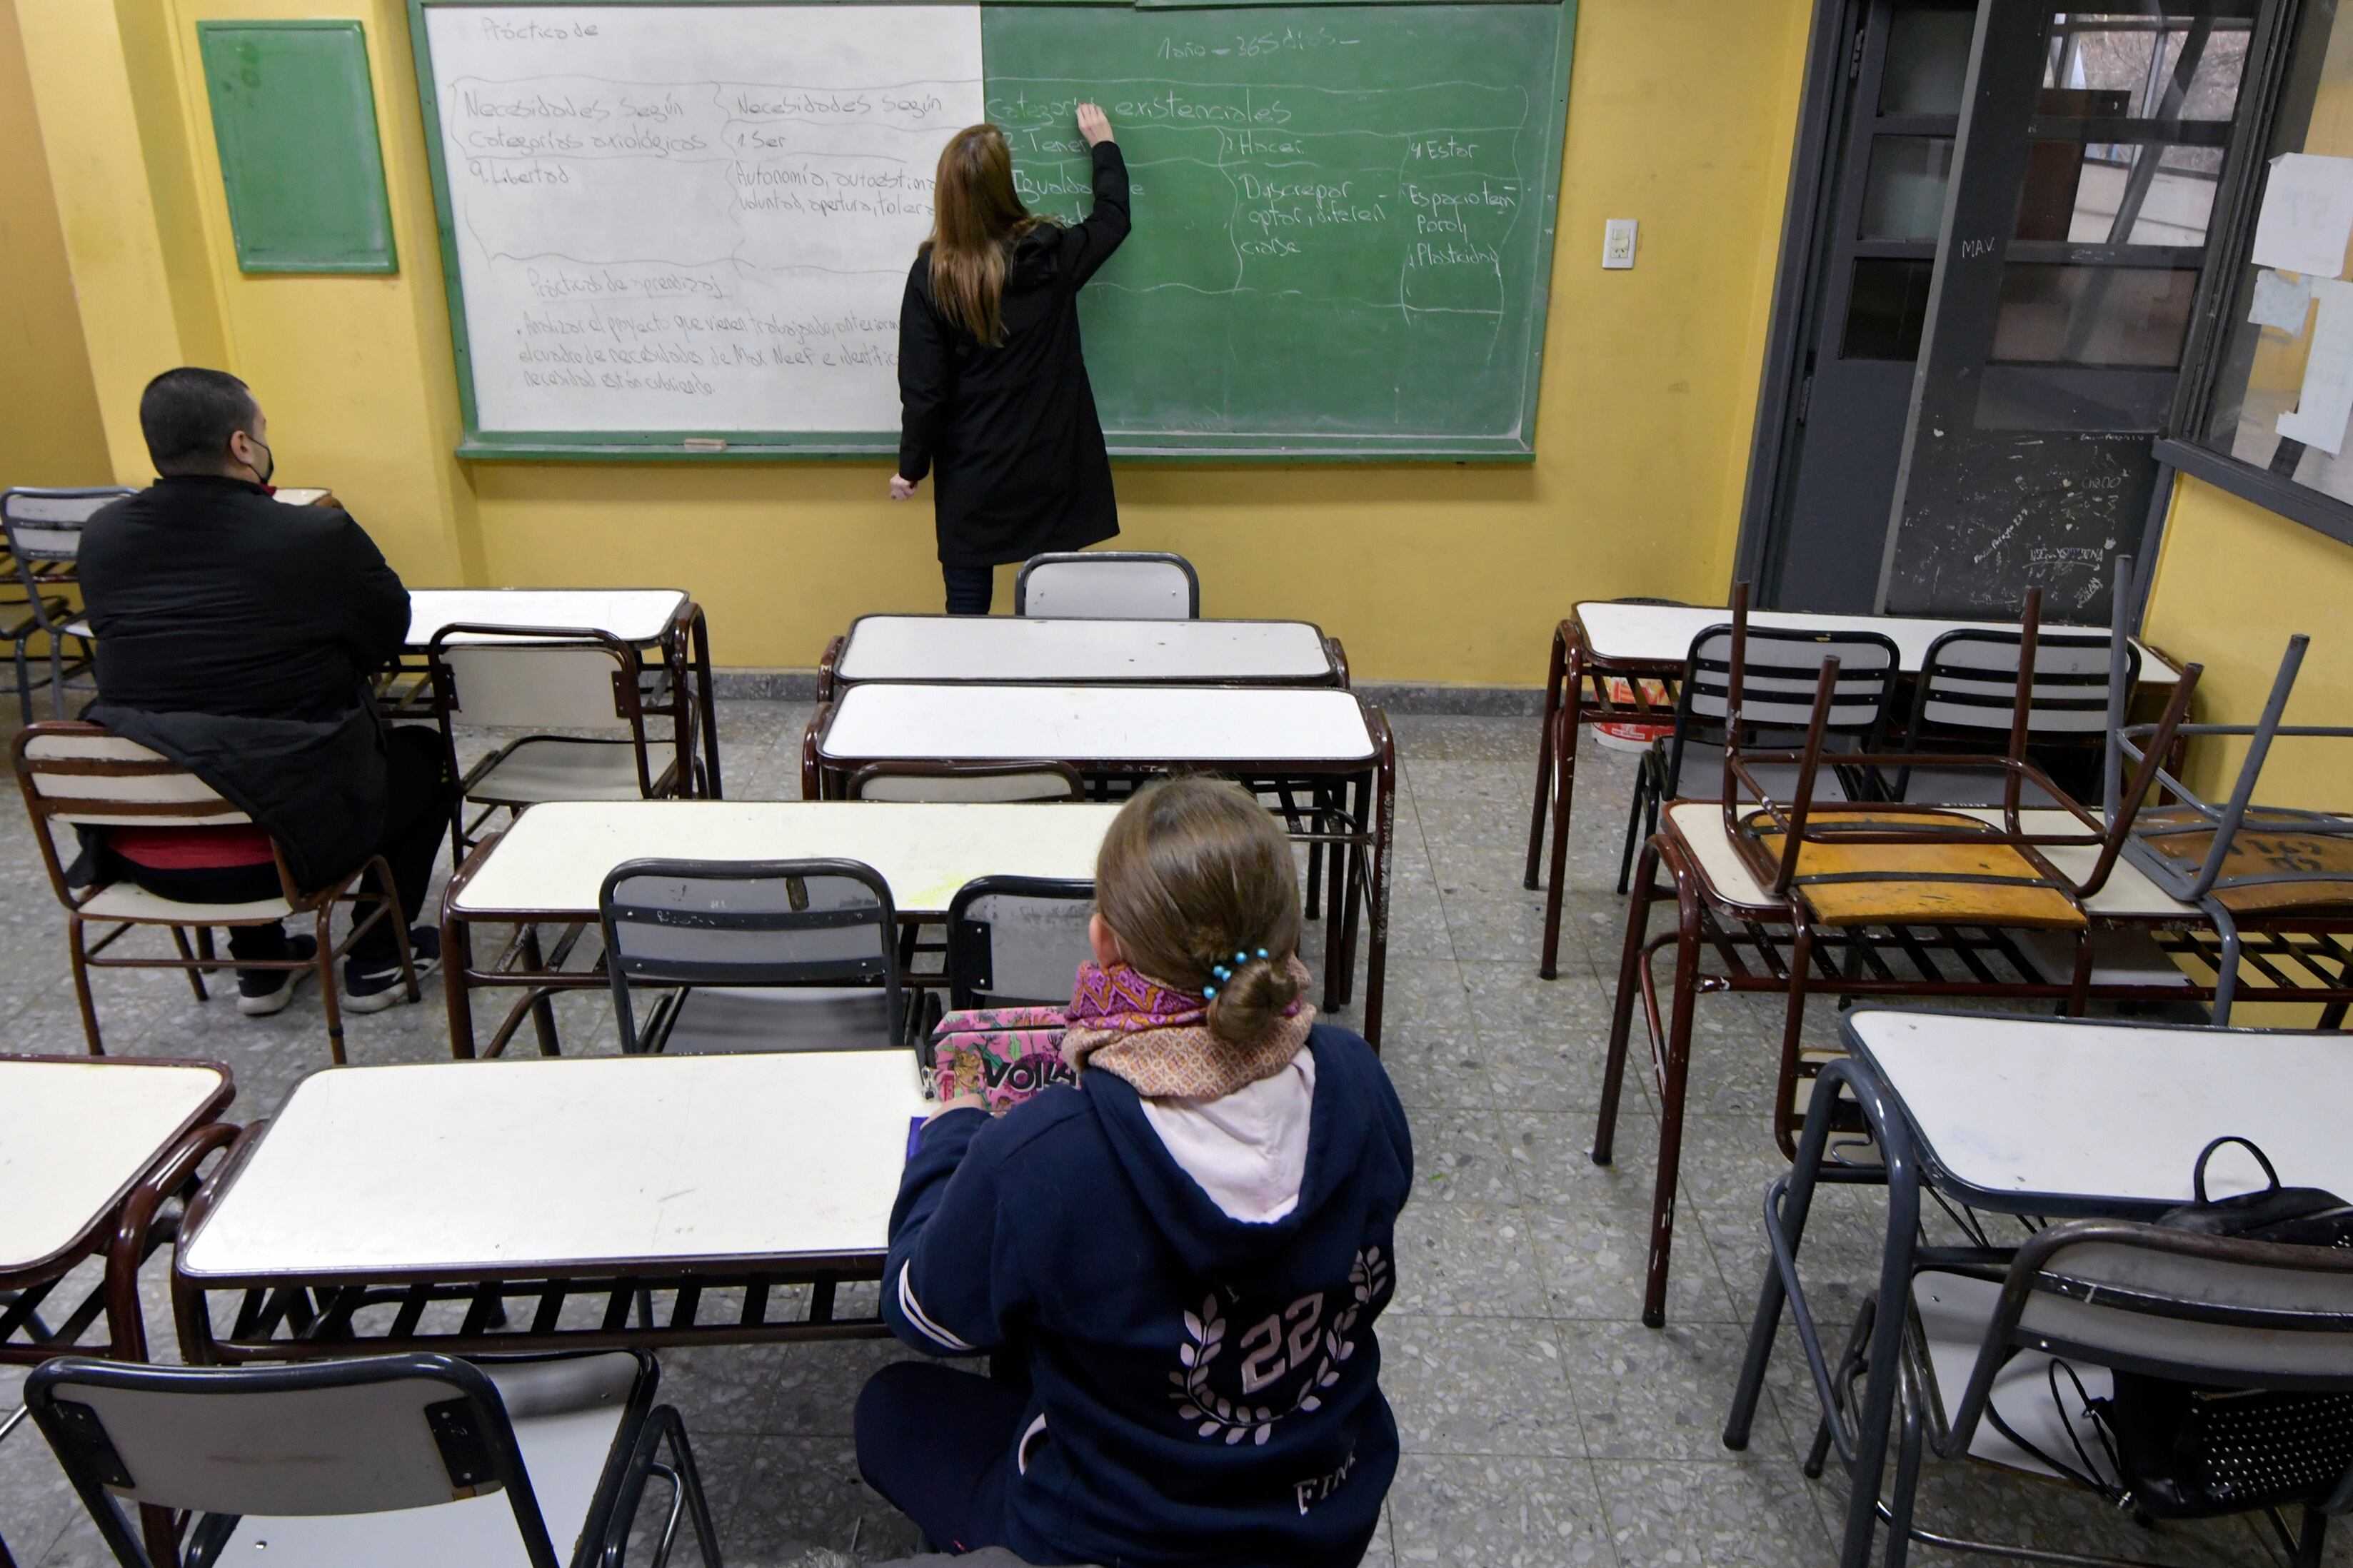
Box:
[858,776,1414,1567]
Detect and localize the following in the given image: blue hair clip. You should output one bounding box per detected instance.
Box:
[1203,985,1218,999]
[1235,951,1250,965]
[1255,948,1270,960]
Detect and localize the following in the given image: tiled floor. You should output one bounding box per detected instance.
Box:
[0,705,2334,1567]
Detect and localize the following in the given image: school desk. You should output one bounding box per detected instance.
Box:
[171,1052,928,1360]
[398,587,722,798]
[804,684,1397,1045]
[1726,1010,2353,1568]
[440,799,1120,1058]
[0,1055,235,1364]
[1522,600,2184,978]
[818,615,1346,697]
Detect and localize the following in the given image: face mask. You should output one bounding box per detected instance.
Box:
[244,438,274,485]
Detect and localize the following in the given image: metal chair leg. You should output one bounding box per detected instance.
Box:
[169,926,209,1002]
[68,918,104,1055]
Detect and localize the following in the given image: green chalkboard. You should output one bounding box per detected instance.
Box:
[405,0,1572,461]
[199,21,397,275]
[986,2,1573,457]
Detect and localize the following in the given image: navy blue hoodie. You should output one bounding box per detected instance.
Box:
[883,1024,1413,1568]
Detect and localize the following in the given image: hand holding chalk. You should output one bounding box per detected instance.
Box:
[1076,102,1113,147]
[889,475,918,501]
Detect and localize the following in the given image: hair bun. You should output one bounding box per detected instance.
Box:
[1205,949,1299,1045]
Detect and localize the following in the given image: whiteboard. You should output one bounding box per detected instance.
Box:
[418,4,984,445]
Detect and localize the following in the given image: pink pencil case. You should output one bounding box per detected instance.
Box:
[928,1005,1074,1112]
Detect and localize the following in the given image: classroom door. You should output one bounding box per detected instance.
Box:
[1879,1,2266,620]
[1769,0,1977,614]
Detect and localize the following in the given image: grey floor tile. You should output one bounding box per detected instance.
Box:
[1381,1315,1582,1458]
[1556,1320,1762,1462]
[1594,1457,1832,1568]
[720,1434,921,1564]
[1526,1202,1742,1325]
[1387,1453,1615,1568]
[1408,1107,1525,1206]
[1390,1202,1548,1319]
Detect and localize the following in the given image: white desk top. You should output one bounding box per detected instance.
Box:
[1665,802,2198,918]
[452,800,1120,918]
[820,685,1379,765]
[179,1052,930,1278]
[1575,601,2173,681]
[0,1058,229,1272]
[406,588,688,648]
[836,616,1335,685]
[1845,1010,2353,1207]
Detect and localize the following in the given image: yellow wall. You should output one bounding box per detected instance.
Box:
[0,0,109,490]
[16,0,1813,678]
[2143,474,2353,811]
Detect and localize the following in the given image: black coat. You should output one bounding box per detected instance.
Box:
[77,476,412,886]
[898,141,1130,569]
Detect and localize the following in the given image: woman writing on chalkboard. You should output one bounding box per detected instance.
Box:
[891,103,1128,614]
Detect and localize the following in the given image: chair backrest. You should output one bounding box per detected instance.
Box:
[1947,1220,2353,1456]
[947,875,1096,1010]
[847,760,1083,803]
[1911,629,2138,741]
[430,627,642,733]
[0,486,133,567]
[1015,552,1199,619]
[14,725,251,830]
[599,857,903,1050]
[1679,624,1901,740]
[24,1352,577,1568]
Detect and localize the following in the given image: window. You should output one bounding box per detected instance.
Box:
[2164,1,2353,541]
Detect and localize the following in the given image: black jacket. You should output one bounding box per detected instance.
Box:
[898,141,1130,569]
[77,477,412,887]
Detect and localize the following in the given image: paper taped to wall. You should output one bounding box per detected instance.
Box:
[2249,268,2317,333]
[2252,154,2353,279]
[2278,278,2353,456]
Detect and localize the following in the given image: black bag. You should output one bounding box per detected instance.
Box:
[2030,1138,2353,1518]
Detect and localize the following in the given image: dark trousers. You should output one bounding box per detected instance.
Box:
[115,726,455,970]
[855,1361,1025,1554]
[943,564,995,616]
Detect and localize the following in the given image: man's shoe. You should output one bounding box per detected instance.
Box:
[343,926,442,1015]
[236,935,320,1017]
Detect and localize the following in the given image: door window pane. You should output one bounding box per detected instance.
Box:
[1880,7,1975,116]
[2043,14,2249,120]
[2017,141,2221,244]
[1845,257,1936,359]
[1991,264,2198,365]
[1860,136,1955,241]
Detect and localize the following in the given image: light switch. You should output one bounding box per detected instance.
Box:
[1603,218,1638,270]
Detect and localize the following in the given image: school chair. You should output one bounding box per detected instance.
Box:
[2111,628,2353,1024]
[1617,620,1902,893]
[936,873,1098,1056]
[1015,551,1199,618]
[601,857,905,1055]
[845,759,1084,802]
[1876,1221,2353,1568]
[428,625,681,857]
[25,1348,719,1568]
[1882,627,2135,808]
[0,486,126,721]
[12,722,416,1063]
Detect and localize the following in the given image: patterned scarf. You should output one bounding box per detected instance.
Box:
[1061,957,1316,1100]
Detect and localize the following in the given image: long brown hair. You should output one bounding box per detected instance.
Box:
[923,124,1040,346]
[1095,778,1305,1045]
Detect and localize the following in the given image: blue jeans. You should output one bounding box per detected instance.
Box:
[943,564,994,616]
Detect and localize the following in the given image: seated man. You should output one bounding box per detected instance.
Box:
[77,366,454,1016]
